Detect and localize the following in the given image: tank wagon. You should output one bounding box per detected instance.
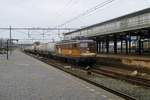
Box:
[35,42,56,58]
[23,45,36,54]
[24,40,96,67]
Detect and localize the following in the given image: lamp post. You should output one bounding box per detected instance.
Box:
[6,39,18,60]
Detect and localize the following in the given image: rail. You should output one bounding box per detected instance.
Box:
[24,51,136,100]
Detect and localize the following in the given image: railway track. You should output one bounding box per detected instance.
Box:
[91,66,150,87]
[25,52,136,100]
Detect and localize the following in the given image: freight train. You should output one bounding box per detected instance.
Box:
[24,39,97,67]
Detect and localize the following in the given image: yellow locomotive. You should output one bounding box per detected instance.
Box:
[55,40,96,67]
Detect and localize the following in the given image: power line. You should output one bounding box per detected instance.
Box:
[58,0,79,17]
[11,30,60,42]
[62,0,74,11]
[41,0,116,37]
[0,27,77,40]
[57,0,116,27]
[0,27,78,31]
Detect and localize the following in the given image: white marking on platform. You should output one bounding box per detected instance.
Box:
[86,86,90,89]
[90,89,95,92]
[101,94,107,98]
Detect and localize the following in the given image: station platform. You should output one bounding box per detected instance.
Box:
[96,54,150,73]
[0,50,124,100]
[97,54,150,61]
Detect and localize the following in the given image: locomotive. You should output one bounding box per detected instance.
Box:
[24,39,96,67]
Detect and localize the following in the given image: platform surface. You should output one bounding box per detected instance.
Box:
[0,50,124,100]
[97,53,150,61]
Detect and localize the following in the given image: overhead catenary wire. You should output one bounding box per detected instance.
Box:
[14,30,59,43]
[60,0,74,14]
[46,0,116,40]
[57,0,116,28]
[58,0,81,17]
[0,0,116,42]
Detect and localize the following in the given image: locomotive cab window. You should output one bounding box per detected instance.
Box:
[80,43,88,48]
[73,43,78,48]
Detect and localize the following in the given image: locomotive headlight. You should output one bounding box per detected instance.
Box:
[86,48,90,53]
[87,48,90,51]
[69,50,72,54]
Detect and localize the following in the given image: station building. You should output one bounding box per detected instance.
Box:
[64,8,150,55]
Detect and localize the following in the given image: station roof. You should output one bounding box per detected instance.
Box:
[56,39,94,45]
[64,7,150,35]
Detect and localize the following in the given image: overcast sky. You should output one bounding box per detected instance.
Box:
[0,0,150,43]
